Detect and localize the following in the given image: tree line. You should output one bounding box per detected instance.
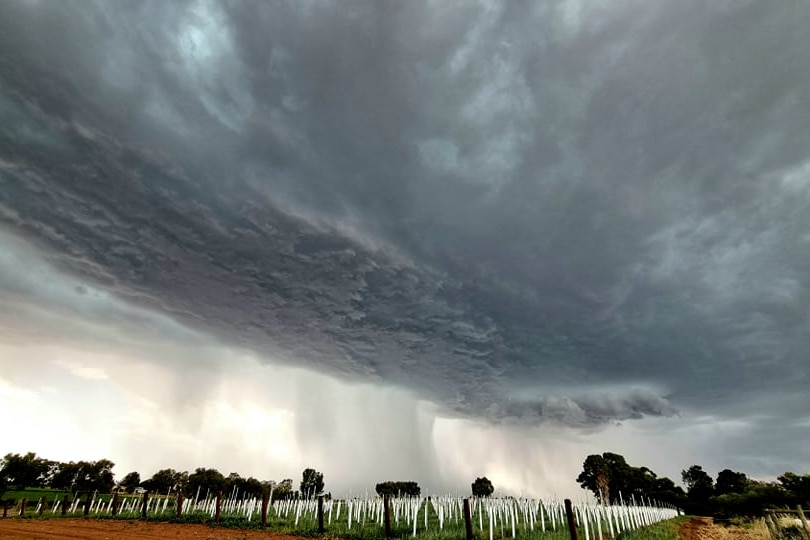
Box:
[577,452,810,517]
[0,452,325,503]
[372,478,493,498]
[1,451,497,502]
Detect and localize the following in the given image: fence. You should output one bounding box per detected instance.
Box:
[2,491,680,540]
[764,507,810,540]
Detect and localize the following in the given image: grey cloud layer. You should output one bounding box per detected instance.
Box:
[1,0,810,431]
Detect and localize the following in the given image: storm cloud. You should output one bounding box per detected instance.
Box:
[1,0,810,483]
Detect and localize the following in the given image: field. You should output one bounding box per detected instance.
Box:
[0,518,309,539]
[1,491,679,540]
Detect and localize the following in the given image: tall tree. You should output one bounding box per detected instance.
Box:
[186,468,226,499]
[601,453,648,501]
[376,481,421,497]
[73,460,116,493]
[221,473,261,498]
[471,477,494,497]
[272,478,293,501]
[49,462,83,492]
[119,472,141,494]
[577,453,640,502]
[650,476,688,507]
[577,455,611,503]
[40,459,117,494]
[0,452,50,488]
[236,477,264,499]
[778,472,810,505]
[142,468,185,494]
[682,465,714,502]
[715,469,748,495]
[577,453,684,506]
[300,468,324,499]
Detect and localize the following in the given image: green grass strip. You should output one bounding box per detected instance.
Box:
[616,516,691,540]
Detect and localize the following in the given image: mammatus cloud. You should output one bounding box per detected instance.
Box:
[1,0,810,486]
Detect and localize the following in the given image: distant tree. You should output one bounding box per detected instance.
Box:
[650,476,688,508]
[223,472,240,496]
[577,453,684,507]
[0,453,50,488]
[272,478,294,501]
[715,469,748,496]
[682,465,714,505]
[42,460,61,487]
[119,472,141,494]
[577,453,642,503]
[49,462,83,492]
[75,460,116,493]
[711,480,791,517]
[602,453,654,502]
[175,471,189,494]
[376,481,421,497]
[45,459,114,494]
[300,468,324,499]
[472,477,494,497]
[142,468,185,494]
[577,455,611,503]
[237,477,264,499]
[187,468,226,499]
[778,472,810,505]
[219,473,262,499]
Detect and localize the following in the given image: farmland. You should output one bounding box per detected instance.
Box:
[2,490,678,540]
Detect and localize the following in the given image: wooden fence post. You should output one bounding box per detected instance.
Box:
[83,493,91,516]
[176,491,184,519]
[564,499,579,540]
[463,498,474,540]
[111,492,120,516]
[215,491,222,523]
[37,496,46,516]
[141,491,149,519]
[764,512,780,540]
[796,507,810,540]
[19,498,27,517]
[261,489,269,527]
[318,495,326,533]
[2,501,8,518]
[61,494,69,516]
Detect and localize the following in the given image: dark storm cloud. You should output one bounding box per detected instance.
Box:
[1,0,810,433]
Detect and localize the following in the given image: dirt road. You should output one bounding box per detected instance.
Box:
[678,517,769,540]
[0,518,323,540]
[0,516,771,540]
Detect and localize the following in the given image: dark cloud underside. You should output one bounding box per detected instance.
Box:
[1,0,810,427]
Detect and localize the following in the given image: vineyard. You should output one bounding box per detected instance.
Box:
[8,491,680,540]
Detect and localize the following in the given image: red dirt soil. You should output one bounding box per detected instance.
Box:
[0,516,771,540]
[0,518,332,540]
[677,517,769,540]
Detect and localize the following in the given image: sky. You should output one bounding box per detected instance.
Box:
[1,0,809,497]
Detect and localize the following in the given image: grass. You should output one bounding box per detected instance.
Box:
[0,509,691,540]
[2,488,128,506]
[3,488,69,505]
[724,516,758,528]
[4,495,581,540]
[3,489,684,540]
[2,488,156,517]
[616,516,690,540]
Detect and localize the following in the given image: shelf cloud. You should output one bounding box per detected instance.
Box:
[1,0,809,492]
